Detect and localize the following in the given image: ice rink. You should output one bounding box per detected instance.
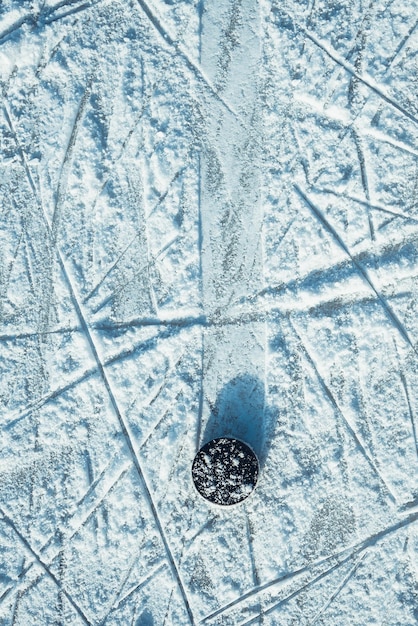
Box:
[1,0,418,623]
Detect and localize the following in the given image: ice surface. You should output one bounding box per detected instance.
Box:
[1,0,418,624]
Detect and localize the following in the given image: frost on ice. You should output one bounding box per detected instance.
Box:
[1,0,418,624]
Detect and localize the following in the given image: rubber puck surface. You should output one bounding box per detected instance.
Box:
[192,437,259,506]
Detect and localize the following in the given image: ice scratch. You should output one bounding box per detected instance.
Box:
[399,371,418,464]
[134,0,237,118]
[289,317,398,505]
[307,552,368,626]
[239,553,356,626]
[84,166,188,306]
[3,103,196,625]
[51,79,92,235]
[274,10,418,128]
[0,459,130,607]
[200,510,418,623]
[99,562,167,624]
[314,187,418,225]
[0,508,92,625]
[294,185,417,353]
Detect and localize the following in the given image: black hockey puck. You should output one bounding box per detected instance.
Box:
[192,437,259,506]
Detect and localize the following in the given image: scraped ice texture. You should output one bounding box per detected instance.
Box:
[1,0,418,624]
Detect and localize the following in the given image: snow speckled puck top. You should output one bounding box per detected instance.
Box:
[192,438,259,506]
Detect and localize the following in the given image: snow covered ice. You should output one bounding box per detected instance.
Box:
[1,0,418,624]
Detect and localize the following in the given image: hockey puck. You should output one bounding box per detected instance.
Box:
[192,437,259,506]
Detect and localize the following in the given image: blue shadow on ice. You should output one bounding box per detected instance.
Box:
[201,374,272,468]
[135,609,153,626]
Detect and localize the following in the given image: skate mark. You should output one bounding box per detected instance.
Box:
[195,152,204,455]
[386,15,418,68]
[239,553,356,626]
[0,508,92,625]
[43,0,99,26]
[89,236,182,315]
[289,317,398,504]
[3,360,99,430]
[72,465,130,536]
[295,185,416,353]
[162,589,175,626]
[98,562,167,624]
[245,511,262,625]
[399,371,418,463]
[4,322,189,431]
[200,510,418,623]
[0,0,102,44]
[0,324,81,343]
[315,187,418,224]
[134,0,237,118]
[0,13,35,45]
[365,127,418,160]
[195,331,205,453]
[51,79,92,234]
[0,460,129,606]
[352,128,375,240]
[308,552,368,625]
[84,165,187,306]
[3,103,195,625]
[283,15,418,127]
[103,552,158,620]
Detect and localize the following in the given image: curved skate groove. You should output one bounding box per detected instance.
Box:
[2,105,195,626]
[200,511,418,623]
